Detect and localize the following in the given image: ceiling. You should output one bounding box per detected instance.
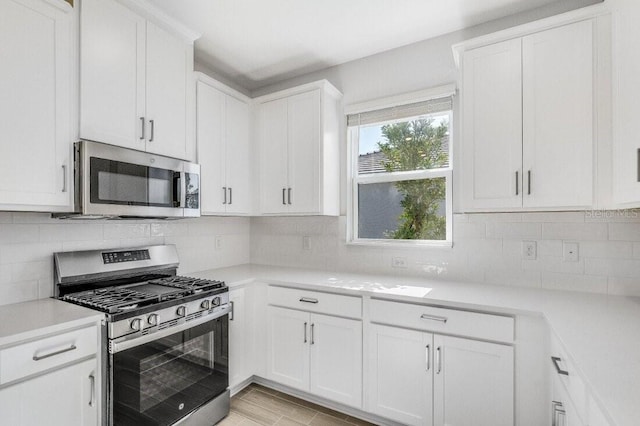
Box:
[148,0,566,90]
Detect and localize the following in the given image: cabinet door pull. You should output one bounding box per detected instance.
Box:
[89,373,96,407]
[551,356,569,375]
[420,314,447,323]
[515,171,519,196]
[282,188,286,205]
[149,119,155,142]
[311,323,315,345]
[551,401,563,426]
[229,301,234,321]
[33,344,77,361]
[425,344,430,371]
[436,346,442,374]
[229,187,233,205]
[223,187,227,204]
[527,170,532,195]
[140,117,145,140]
[299,297,319,304]
[288,188,292,205]
[62,165,67,193]
[303,322,307,343]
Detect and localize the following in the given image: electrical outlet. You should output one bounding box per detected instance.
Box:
[563,242,579,262]
[392,257,408,268]
[522,241,537,260]
[215,236,223,250]
[302,236,311,250]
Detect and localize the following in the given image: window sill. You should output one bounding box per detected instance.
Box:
[346,239,453,249]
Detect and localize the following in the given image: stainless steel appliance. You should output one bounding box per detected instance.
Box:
[57,141,200,219]
[54,245,230,426]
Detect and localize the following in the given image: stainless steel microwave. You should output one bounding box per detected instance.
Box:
[60,141,200,219]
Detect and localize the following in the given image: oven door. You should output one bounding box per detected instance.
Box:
[109,315,228,426]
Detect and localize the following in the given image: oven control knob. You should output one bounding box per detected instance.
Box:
[130,318,143,331]
[212,297,221,307]
[147,314,159,326]
[200,300,211,310]
[176,306,187,317]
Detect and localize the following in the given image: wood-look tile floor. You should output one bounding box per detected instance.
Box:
[217,384,375,426]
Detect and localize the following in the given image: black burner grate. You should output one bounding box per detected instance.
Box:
[148,276,225,292]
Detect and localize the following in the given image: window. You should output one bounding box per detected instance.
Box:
[347,94,453,246]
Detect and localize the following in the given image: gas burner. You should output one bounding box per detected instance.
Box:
[63,287,159,314]
[148,276,225,292]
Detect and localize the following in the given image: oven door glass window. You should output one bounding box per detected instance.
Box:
[90,157,180,208]
[111,317,228,426]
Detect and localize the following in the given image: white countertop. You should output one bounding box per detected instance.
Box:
[194,264,640,426]
[0,298,104,348]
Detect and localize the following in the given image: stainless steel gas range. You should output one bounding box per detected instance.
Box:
[54,245,230,426]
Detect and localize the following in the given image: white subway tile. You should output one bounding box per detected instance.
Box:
[541,272,608,294]
[542,223,608,240]
[11,261,51,282]
[0,213,12,223]
[584,257,640,278]
[607,277,640,297]
[0,224,39,243]
[484,268,541,288]
[40,224,103,242]
[522,256,585,274]
[608,223,640,241]
[581,241,633,259]
[0,265,11,284]
[0,280,39,306]
[104,223,150,240]
[12,212,58,224]
[486,222,542,239]
[585,209,640,223]
[0,242,62,264]
[468,213,522,223]
[524,212,585,223]
[453,222,486,239]
[150,222,189,237]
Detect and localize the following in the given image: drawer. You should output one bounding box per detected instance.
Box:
[0,326,98,384]
[549,332,587,422]
[267,286,362,319]
[369,299,514,343]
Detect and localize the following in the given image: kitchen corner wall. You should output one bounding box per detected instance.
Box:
[0,212,250,307]
[250,212,640,297]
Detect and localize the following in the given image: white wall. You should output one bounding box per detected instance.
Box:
[0,212,250,306]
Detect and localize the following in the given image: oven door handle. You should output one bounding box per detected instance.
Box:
[109,306,230,354]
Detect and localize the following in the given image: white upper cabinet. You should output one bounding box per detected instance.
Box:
[612,0,640,207]
[462,38,523,210]
[80,0,196,160]
[0,0,73,211]
[196,74,252,215]
[256,81,342,216]
[522,20,594,209]
[459,19,596,211]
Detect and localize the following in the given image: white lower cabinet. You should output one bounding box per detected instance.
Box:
[267,306,362,408]
[229,287,251,388]
[369,324,514,426]
[0,358,98,426]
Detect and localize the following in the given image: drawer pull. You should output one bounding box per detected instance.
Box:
[551,356,569,376]
[420,314,448,323]
[299,297,319,304]
[33,344,77,361]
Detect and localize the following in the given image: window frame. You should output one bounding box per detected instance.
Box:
[346,107,453,248]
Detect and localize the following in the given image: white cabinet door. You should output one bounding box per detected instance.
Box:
[433,335,514,426]
[309,313,362,408]
[522,20,594,209]
[462,39,523,210]
[266,306,310,391]
[288,90,321,214]
[197,81,226,214]
[229,287,249,388]
[368,324,433,426]
[225,95,252,215]
[145,21,189,159]
[0,358,98,426]
[80,0,146,150]
[259,99,289,214]
[0,0,72,209]
[613,0,640,206]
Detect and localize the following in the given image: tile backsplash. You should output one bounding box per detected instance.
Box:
[250,211,640,297]
[0,212,250,306]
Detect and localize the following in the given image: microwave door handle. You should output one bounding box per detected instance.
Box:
[173,172,183,207]
[180,171,187,208]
